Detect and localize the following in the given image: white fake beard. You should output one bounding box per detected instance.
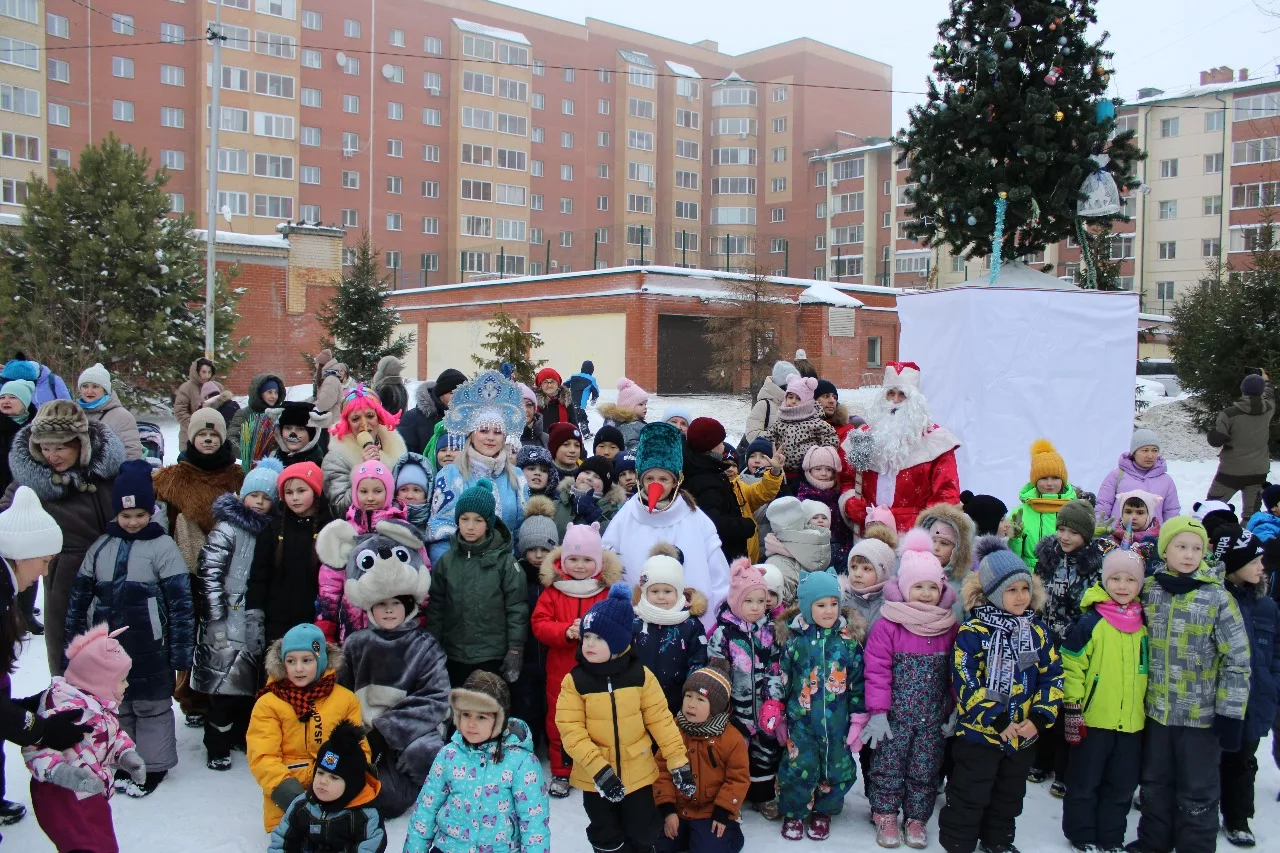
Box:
[867,391,932,472]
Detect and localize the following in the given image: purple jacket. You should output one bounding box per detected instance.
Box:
[863,617,958,715]
[1094,453,1181,523]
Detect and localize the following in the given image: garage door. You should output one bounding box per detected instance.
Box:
[657,314,715,395]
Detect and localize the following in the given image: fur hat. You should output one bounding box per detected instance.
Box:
[765,496,806,533]
[1158,515,1209,561]
[727,558,767,621]
[561,522,603,573]
[759,562,785,598]
[977,537,1032,603]
[593,425,625,453]
[517,495,559,554]
[0,380,33,410]
[770,360,798,389]
[785,374,818,406]
[896,529,947,598]
[1130,428,1160,455]
[278,461,323,498]
[65,624,132,705]
[686,417,725,454]
[312,720,371,810]
[745,436,774,460]
[435,369,468,398]
[848,533,895,581]
[0,486,63,560]
[455,479,497,526]
[77,363,111,394]
[548,423,583,459]
[187,408,227,443]
[636,422,683,477]
[798,568,841,620]
[30,400,91,466]
[683,658,733,717]
[1242,373,1266,397]
[450,669,511,735]
[281,623,329,678]
[1056,499,1096,541]
[582,582,635,656]
[577,455,615,490]
[1101,548,1145,585]
[1029,438,1068,485]
[241,457,284,501]
[271,400,316,430]
[615,377,649,410]
[961,491,1008,537]
[112,459,156,516]
[883,362,922,392]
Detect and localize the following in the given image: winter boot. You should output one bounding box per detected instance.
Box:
[121,770,167,798]
[1026,767,1049,783]
[805,812,831,841]
[873,813,901,847]
[1070,845,1100,853]
[207,756,232,771]
[979,843,1022,853]
[903,818,928,849]
[549,776,571,798]
[0,800,25,825]
[184,713,205,729]
[1224,819,1256,848]
[781,818,805,841]
[753,798,781,820]
[1050,780,1067,798]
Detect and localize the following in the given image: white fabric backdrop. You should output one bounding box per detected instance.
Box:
[897,287,1139,509]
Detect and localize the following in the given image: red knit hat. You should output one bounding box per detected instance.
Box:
[278,461,323,497]
[548,422,582,458]
[686,417,726,455]
[535,367,562,387]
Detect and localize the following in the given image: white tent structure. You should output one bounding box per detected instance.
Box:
[897,266,1139,506]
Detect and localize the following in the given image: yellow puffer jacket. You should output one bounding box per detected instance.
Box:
[556,651,688,793]
[732,469,783,562]
[246,641,367,831]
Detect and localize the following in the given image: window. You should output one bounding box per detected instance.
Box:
[300,126,320,146]
[343,94,360,114]
[711,117,756,137]
[0,37,37,69]
[675,200,698,220]
[301,88,321,108]
[833,191,864,213]
[624,225,653,247]
[210,64,250,91]
[1204,195,1222,215]
[531,93,544,110]
[831,158,864,182]
[112,99,135,122]
[256,30,295,58]
[1233,136,1280,165]
[0,133,40,162]
[422,217,439,234]
[563,66,575,82]
[460,179,492,201]
[1230,224,1269,252]
[627,194,652,214]
[532,60,545,76]
[217,191,249,216]
[831,257,863,277]
[951,256,966,273]
[530,160,543,177]
[1205,152,1223,174]
[421,253,439,272]
[496,219,525,241]
[386,138,403,157]
[254,153,293,179]
[710,206,755,225]
[254,71,295,99]
[627,65,654,88]
[1202,238,1220,257]
[627,98,654,119]
[112,13,134,34]
[498,78,526,101]
[255,0,296,20]
[424,36,442,55]
[815,235,826,250]
[529,227,543,245]
[47,59,69,83]
[560,231,573,248]
[712,147,755,166]
[221,23,250,52]
[771,177,787,193]
[561,98,575,116]
[341,170,359,189]
[386,213,402,231]
[560,164,573,181]
[463,71,495,96]
[1110,234,1134,259]
[1158,200,1177,220]
[160,107,184,127]
[343,247,356,265]
[866,336,882,367]
[1,84,39,116]
[1122,195,1137,217]
[673,230,698,251]
[561,131,573,148]
[596,195,609,211]
[675,109,699,129]
[1156,281,1175,301]
[498,114,527,136]
[1160,117,1179,138]
[421,181,439,198]
[531,194,543,210]
[675,78,700,99]
[161,65,185,86]
[343,18,360,38]
[1159,158,1178,178]
[422,108,441,126]
[418,72,441,94]
[302,10,322,30]
[1,178,27,206]
[385,251,401,269]
[254,194,293,218]
[560,197,573,214]
[462,34,493,60]
[2,0,36,23]
[1234,92,1280,122]
[627,161,654,183]
[168,193,184,213]
[881,211,890,227]
[498,43,529,67]
[771,208,785,223]
[712,86,756,107]
[1157,241,1176,260]
[43,11,67,36]
[772,85,788,102]
[496,184,525,206]
[462,107,493,130]
[299,166,320,184]
[712,177,756,195]
[598,98,611,115]
[1205,109,1225,131]
[598,131,611,148]
[771,116,788,134]
[388,28,404,47]
[497,149,525,171]
[342,208,359,227]
[628,130,654,151]
[254,112,294,139]
[1231,181,1280,209]
[674,169,698,190]
[457,143,490,166]
[387,102,403,121]
[386,176,402,194]
[831,225,865,245]
[343,57,359,76]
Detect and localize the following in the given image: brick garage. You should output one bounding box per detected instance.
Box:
[388,267,900,391]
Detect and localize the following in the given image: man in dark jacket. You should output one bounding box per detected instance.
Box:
[682,417,757,562]
[398,369,466,456]
[1207,370,1275,520]
[566,361,600,439]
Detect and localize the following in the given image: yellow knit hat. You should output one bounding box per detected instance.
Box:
[1029,438,1068,484]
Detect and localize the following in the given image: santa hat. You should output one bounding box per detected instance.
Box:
[883,362,922,392]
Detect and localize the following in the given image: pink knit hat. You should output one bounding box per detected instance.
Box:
[518,383,537,406]
[727,558,767,621]
[848,536,896,581]
[889,529,953,605]
[200,380,223,400]
[615,377,649,410]
[803,445,841,473]
[64,624,133,705]
[785,374,818,406]
[351,460,394,507]
[1102,547,1145,584]
[561,522,603,575]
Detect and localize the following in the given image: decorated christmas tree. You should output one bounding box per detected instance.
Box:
[897,0,1144,281]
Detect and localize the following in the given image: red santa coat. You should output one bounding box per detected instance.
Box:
[839,423,962,533]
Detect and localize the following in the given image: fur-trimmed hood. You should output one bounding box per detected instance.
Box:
[327,426,409,471]
[773,602,864,646]
[413,380,441,418]
[916,502,976,581]
[556,476,627,507]
[536,384,573,410]
[961,568,1047,614]
[1032,534,1104,583]
[372,356,403,390]
[9,419,125,502]
[538,544,624,588]
[823,403,850,428]
[264,638,344,682]
[201,388,235,410]
[210,492,275,535]
[246,373,285,414]
[597,401,641,424]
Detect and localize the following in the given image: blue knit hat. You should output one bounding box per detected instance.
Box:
[745,436,774,460]
[394,458,430,492]
[0,380,34,410]
[798,568,841,622]
[977,538,1032,603]
[281,623,328,679]
[613,451,637,475]
[0,360,39,383]
[581,582,635,656]
[663,405,693,425]
[636,422,683,478]
[112,459,156,516]
[455,478,497,525]
[240,457,284,501]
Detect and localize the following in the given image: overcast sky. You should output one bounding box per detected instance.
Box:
[503,0,1280,131]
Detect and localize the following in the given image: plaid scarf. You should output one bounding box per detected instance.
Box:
[676,711,731,738]
[258,671,337,721]
[971,605,1038,705]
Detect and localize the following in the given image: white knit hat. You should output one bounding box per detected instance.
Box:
[758,563,785,597]
[0,486,63,560]
[638,554,684,593]
[802,499,832,523]
[77,363,111,394]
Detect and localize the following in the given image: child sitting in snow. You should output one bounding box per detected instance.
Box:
[767,375,839,490]
[24,625,147,853]
[797,445,851,569]
[763,496,832,605]
[392,452,432,539]
[630,544,708,714]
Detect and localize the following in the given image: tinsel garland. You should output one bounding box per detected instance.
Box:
[988,197,1008,284]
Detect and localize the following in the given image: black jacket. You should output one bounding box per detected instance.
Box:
[682,451,756,562]
[248,503,334,644]
[0,404,35,494]
[0,562,44,746]
[397,382,445,456]
[521,413,548,448]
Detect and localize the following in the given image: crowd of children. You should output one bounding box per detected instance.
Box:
[1,358,1277,853]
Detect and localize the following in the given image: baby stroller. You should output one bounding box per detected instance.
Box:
[137,421,166,469]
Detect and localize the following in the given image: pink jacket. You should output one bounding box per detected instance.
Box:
[23,678,135,798]
[862,618,959,716]
[344,500,409,535]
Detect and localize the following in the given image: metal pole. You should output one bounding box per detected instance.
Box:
[836,245,842,280]
[593,231,598,268]
[203,3,226,358]
[681,230,687,268]
[640,226,645,265]
[725,234,730,273]
[545,239,550,272]
[498,246,504,278]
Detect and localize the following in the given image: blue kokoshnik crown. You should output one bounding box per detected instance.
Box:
[442,369,525,437]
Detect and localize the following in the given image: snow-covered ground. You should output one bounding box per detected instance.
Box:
[27,382,1266,852]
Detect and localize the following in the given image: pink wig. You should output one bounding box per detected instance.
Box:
[330,384,401,439]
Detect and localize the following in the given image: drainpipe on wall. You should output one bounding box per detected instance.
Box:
[1214,92,1228,282]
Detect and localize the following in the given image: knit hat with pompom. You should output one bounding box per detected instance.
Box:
[1029,438,1068,485]
[64,624,132,705]
[894,528,949,601]
[581,582,636,656]
[726,558,767,622]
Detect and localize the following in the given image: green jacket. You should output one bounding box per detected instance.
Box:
[1008,482,1079,568]
[1059,585,1148,733]
[425,518,528,665]
[1141,564,1251,728]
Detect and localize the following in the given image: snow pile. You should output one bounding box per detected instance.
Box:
[1135,398,1218,462]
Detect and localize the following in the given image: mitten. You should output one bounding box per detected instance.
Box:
[574,491,603,522]
[207,620,231,651]
[501,649,523,683]
[35,709,92,750]
[670,764,696,798]
[270,777,307,812]
[47,763,106,796]
[940,708,958,737]
[118,748,147,785]
[365,726,388,764]
[846,712,870,755]
[860,713,894,749]
[1214,714,1245,754]
[1062,704,1086,746]
[758,699,785,736]
[593,766,626,803]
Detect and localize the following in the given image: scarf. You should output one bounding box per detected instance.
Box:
[805,470,837,490]
[466,445,507,480]
[79,395,109,411]
[8,413,27,425]
[880,600,956,637]
[1025,495,1070,514]
[635,597,690,627]
[676,711,730,738]
[764,533,792,559]
[971,604,1038,705]
[846,580,886,602]
[1094,598,1144,633]
[258,671,337,721]
[1154,571,1207,595]
[553,577,605,598]
[182,440,235,472]
[402,500,431,528]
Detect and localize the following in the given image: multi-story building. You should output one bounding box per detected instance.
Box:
[1,0,46,210]
[9,0,893,286]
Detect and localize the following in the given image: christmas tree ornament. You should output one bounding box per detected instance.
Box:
[1095,99,1115,123]
[1007,8,1022,26]
[1004,37,1014,49]
[1055,110,1065,121]
[999,191,1008,199]
[988,197,1009,284]
[1045,66,1062,85]
[1078,153,1121,217]
[967,215,978,226]
[1058,36,1067,45]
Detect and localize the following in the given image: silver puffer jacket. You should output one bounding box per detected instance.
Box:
[192,493,274,695]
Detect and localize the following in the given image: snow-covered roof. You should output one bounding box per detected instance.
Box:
[952,260,1082,291]
[799,282,864,307]
[618,50,653,68]
[713,71,753,87]
[809,139,895,163]
[1127,75,1278,107]
[1139,312,1173,322]
[451,18,530,46]
[665,60,700,79]
[0,213,21,228]
[192,229,289,249]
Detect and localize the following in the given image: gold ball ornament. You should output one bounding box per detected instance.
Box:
[1055,110,1065,121]
[957,84,967,94]
[999,191,1008,199]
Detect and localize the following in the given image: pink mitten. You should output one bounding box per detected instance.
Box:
[758,699,784,736]
[774,716,788,746]
[847,713,871,755]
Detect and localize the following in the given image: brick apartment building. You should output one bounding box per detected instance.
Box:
[4,0,893,286]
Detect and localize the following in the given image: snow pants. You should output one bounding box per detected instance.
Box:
[1033,717,1069,781]
[937,738,1035,853]
[1220,736,1261,825]
[1063,727,1141,849]
[777,750,854,820]
[1136,720,1220,853]
[869,720,946,821]
[370,749,422,819]
[583,785,657,852]
[652,817,745,853]
[744,727,781,804]
[120,697,179,772]
[31,779,119,853]
[202,693,253,762]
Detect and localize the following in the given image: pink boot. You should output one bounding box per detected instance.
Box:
[781,818,805,841]
[873,813,901,848]
[904,818,928,849]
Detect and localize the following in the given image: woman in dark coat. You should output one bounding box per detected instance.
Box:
[0,381,40,633]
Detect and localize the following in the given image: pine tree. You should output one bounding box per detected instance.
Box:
[471,312,546,386]
[703,268,790,400]
[1073,222,1123,290]
[316,231,414,382]
[898,0,1144,262]
[0,135,244,409]
[1170,212,1280,446]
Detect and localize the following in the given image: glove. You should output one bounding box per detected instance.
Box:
[573,491,603,523]
[35,709,92,751]
[47,763,106,796]
[593,766,627,803]
[501,649,523,683]
[365,726,388,764]
[206,620,231,651]
[670,764,696,798]
[758,699,785,736]
[940,708,958,738]
[847,713,870,755]
[270,777,307,812]
[860,713,894,749]
[118,748,147,785]
[1062,704,1086,746]
[1214,714,1245,754]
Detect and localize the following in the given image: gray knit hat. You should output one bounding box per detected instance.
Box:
[977,537,1032,603]
[517,495,559,554]
[1130,428,1160,455]
[771,360,798,388]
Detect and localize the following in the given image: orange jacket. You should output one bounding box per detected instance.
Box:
[654,723,750,823]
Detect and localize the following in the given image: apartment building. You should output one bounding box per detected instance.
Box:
[1,0,46,210]
[7,0,892,285]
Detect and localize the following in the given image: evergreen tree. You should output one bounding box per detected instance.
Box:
[0,135,244,409]
[898,0,1143,262]
[703,268,790,400]
[1074,222,1123,290]
[1171,213,1280,446]
[316,231,414,382]
[471,312,546,386]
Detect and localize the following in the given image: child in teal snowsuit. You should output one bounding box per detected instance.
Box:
[776,568,865,841]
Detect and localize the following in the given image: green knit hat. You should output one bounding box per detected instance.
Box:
[455,478,497,525]
[1055,499,1096,541]
[636,421,684,478]
[1157,515,1209,561]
